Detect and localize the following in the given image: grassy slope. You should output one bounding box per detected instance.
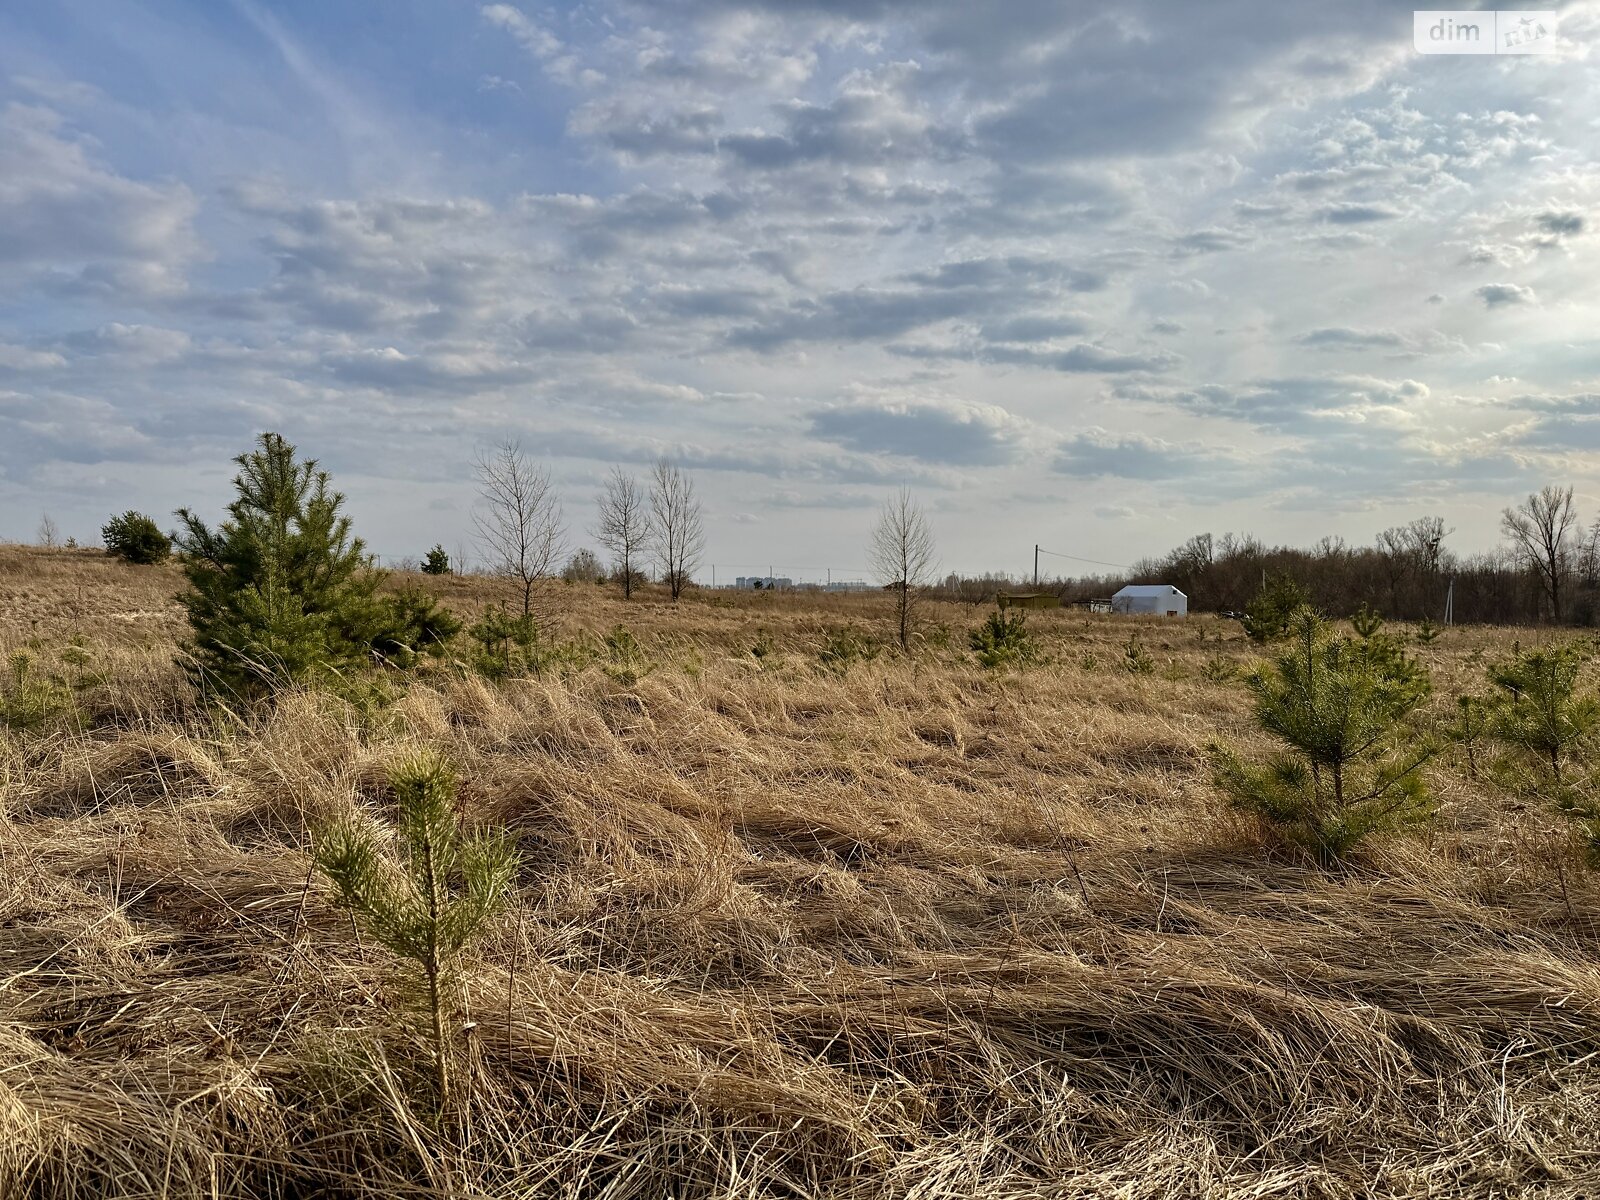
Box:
[0,545,1597,1198]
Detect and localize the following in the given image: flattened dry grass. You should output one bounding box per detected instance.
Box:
[1,548,1598,1198]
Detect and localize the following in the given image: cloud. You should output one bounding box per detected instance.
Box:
[1476,283,1536,308]
[808,394,1033,465]
[0,103,198,293]
[1053,427,1245,481]
[1535,210,1584,236]
[1319,202,1401,224]
[1295,327,1406,350]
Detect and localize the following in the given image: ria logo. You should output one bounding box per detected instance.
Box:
[1413,10,1557,54]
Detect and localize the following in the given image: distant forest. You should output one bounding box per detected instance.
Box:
[941,488,1599,627]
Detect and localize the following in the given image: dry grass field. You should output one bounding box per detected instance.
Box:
[1,544,1598,1198]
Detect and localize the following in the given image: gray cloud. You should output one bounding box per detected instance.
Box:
[808,395,1033,465]
[1476,283,1536,308]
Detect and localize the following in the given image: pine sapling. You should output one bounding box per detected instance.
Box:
[315,750,519,1110]
[1212,608,1436,861]
[1489,644,1599,850]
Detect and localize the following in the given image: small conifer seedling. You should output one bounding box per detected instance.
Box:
[1212,608,1436,861]
[315,750,519,1110]
[1489,645,1599,850]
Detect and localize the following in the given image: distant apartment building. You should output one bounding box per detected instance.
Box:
[735,575,794,589]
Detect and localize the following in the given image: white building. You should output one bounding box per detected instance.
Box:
[1111,584,1188,617]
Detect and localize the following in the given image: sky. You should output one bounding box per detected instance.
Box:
[1,0,1598,582]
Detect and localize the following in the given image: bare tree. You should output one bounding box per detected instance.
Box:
[1579,517,1600,591]
[36,513,60,549]
[594,467,653,599]
[649,459,704,601]
[1374,526,1411,616]
[473,440,565,622]
[1404,516,1452,619]
[869,488,937,652]
[1502,485,1578,623]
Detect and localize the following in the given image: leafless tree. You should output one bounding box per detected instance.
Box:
[1502,485,1578,622]
[1579,517,1600,591]
[1374,526,1412,616]
[869,487,937,652]
[1404,516,1452,618]
[473,440,565,622]
[594,467,653,599]
[36,513,60,549]
[649,459,704,601]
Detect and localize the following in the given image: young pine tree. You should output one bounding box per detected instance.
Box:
[1212,608,1436,861]
[421,545,452,576]
[1489,645,1598,835]
[1243,574,1311,644]
[101,510,171,564]
[315,750,519,1110]
[174,433,387,696]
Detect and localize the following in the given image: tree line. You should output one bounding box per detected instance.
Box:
[46,431,1599,629]
[936,487,1597,628]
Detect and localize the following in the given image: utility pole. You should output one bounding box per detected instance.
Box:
[1445,576,1455,626]
[1033,544,1039,589]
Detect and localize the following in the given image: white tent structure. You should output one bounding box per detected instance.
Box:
[1111,584,1187,617]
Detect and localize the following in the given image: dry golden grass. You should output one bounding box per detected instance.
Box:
[1,545,1598,1198]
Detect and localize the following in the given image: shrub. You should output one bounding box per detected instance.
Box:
[174,433,390,698]
[1212,608,1436,862]
[1489,645,1598,849]
[466,606,541,682]
[1201,655,1237,684]
[1243,574,1311,644]
[562,548,606,584]
[367,587,462,667]
[1349,603,1384,640]
[1415,618,1442,646]
[0,651,76,732]
[969,610,1037,669]
[315,750,518,1111]
[101,511,171,565]
[1449,694,1492,779]
[603,626,655,685]
[421,545,452,575]
[817,627,881,674]
[1123,635,1155,676]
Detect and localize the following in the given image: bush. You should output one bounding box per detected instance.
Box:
[1349,603,1384,640]
[1123,635,1156,675]
[1243,574,1311,644]
[421,545,451,575]
[367,586,462,667]
[101,511,171,565]
[1489,645,1599,849]
[0,651,76,732]
[315,750,518,1111]
[602,626,655,685]
[174,433,392,699]
[817,627,881,674]
[969,610,1037,669]
[562,548,606,584]
[1211,608,1436,862]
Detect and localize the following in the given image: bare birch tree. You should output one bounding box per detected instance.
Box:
[869,488,936,652]
[594,467,653,599]
[473,440,565,622]
[36,513,60,549]
[1502,485,1578,623]
[649,459,704,601]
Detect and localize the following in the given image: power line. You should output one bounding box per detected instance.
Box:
[1035,546,1134,571]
